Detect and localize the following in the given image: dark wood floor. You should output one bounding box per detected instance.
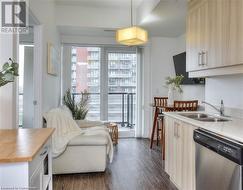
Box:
[53,138,177,190]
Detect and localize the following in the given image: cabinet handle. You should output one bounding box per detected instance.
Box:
[40,150,47,156]
[174,125,176,137]
[40,146,48,156]
[198,52,202,66]
[202,51,207,66]
[174,122,179,138]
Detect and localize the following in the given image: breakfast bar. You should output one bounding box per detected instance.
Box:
[0,128,54,190]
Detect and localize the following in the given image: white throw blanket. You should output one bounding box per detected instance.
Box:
[45,108,113,163]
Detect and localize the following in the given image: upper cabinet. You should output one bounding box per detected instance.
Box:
[186,0,243,77]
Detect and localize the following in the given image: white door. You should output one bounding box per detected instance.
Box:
[23,46,34,128]
[18,45,35,128]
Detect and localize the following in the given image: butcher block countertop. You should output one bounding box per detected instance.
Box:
[0,128,54,163]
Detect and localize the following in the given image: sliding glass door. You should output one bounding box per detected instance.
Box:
[107,52,136,128]
[70,46,137,129]
[71,47,101,120]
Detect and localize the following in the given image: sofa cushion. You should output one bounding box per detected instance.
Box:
[68,134,108,146]
[75,120,105,128]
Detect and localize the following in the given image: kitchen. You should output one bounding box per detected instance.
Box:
[0,0,243,189]
[163,0,243,190]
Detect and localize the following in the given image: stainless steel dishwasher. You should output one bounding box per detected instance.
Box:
[194,129,243,190]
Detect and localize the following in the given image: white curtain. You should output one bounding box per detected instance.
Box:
[135,47,145,137]
[135,46,153,138]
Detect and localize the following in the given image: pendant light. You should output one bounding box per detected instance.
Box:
[116,0,148,46]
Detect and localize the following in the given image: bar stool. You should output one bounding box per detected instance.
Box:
[150,97,168,149]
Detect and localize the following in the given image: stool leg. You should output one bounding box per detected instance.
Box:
[161,117,165,160]
[150,107,158,149]
[156,120,159,146]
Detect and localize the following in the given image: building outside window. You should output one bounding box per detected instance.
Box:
[71,46,137,128]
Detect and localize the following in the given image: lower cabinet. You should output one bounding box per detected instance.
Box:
[0,139,52,190]
[30,164,43,190]
[164,116,197,190]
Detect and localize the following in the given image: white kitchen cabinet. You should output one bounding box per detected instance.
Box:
[187,0,243,77]
[165,116,197,190]
[0,140,53,190]
[186,0,208,72]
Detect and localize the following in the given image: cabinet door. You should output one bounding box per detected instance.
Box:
[204,0,228,69]
[165,117,176,180]
[188,0,243,72]
[174,120,183,189]
[165,117,183,189]
[181,122,196,190]
[186,2,201,72]
[165,117,197,190]
[226,0,243,66]
[206,0,243,68]
[186,0,208,72]
[30,164,43,190]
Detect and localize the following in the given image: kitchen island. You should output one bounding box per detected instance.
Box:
[0,128,54,190]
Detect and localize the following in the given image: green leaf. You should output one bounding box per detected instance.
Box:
[4,73,14,81]
[63,89,90,120]
[2,62,9,70]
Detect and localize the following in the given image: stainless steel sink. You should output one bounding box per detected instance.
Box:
[179,113,230,122]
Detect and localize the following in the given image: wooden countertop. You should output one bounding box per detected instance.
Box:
[0,128,55,163]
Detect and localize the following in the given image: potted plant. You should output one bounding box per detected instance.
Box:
[165,75,184,105]
[0,58,19,87]
[63,89,90,120]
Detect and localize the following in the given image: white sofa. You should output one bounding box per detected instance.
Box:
[44,107,111,174]
[53,133,108,174]
[52,119,110,174]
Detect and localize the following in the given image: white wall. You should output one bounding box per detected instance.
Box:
[142,34,205,138]
[147,34,205,101]
[0,34,17,129]
[175,34,205,102]
[56,5,130,29]
[205,75,243,117]
[61,35,117,45]
[0,0,61,128]
[29,0,61,113]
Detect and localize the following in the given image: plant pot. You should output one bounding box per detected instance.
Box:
[168,86,175,105]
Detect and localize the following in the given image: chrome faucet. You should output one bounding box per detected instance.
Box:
[202,100,225,116]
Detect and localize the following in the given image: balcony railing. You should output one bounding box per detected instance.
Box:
[18,92,136,128]
[72,92,136,128]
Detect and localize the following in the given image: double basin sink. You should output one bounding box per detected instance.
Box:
[179,113,230,122]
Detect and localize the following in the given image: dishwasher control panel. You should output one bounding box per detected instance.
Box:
[194,129,243,165]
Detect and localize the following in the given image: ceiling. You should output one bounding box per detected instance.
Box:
[57,0,187,38]
[55,0,143,8]
[59,26,117,37]
[140,0,187,37]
